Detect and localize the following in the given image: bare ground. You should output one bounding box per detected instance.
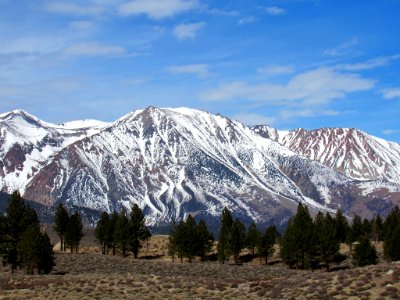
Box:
[1,238,400,299]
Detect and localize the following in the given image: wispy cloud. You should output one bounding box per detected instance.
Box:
[69,20,95,30]
[265,6,286,16]
[336,54,400,71]
[232,113,276,126]
[118,0,198,19]
[383,129,400,135]
[167,64,210,77]
[280,109,339,120]
[381,88,400,99]
[201,68,375,107]
[173,22,206,40]
[257,65,294,75]
[62,43,128,56]
[47,2,105,16]
[238,16,257,25]
[324,38,359,57]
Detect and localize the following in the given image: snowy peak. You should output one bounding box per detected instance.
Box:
[279,127,400,182]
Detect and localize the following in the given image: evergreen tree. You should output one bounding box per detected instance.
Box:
[108,211,118,255]
[280,217,297,268]
[196,219,214,262]
[371,214,384,242]
[281,203,315,269]
[37,232,55,274]
[334,209,349,243]
[3,191,39,272]
[362,219,372,239]
[114,209,130,257]
[257,225,276,265]
[316,213,340,271]
[167,221,177,262]
[217,207,233,264]
[18,224,42,275]
[53,204,70,252]
[182,214,198,263]
[65,211,83,253]
[230,219,246,264]
[353,236,378,267]
[129,204,151,259]
[346,214,363,250]
[95,212,109,254]
[246,222,260,257]
[384,206,400,261]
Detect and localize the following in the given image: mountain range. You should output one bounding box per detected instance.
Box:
[1,107,399,228]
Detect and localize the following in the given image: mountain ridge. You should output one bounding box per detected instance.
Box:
[1,107,399,226]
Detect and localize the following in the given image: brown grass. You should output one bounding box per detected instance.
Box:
[1,239,400,299]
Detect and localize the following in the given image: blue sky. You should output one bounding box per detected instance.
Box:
[0,0,400,142]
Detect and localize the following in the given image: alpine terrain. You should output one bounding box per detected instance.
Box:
[1,107,399,227]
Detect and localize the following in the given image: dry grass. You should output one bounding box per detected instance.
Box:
[1,239,400,299]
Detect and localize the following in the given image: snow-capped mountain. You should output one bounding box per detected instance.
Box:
[0,109,109,194]
[275,127,400,182]
[1,108,399,226]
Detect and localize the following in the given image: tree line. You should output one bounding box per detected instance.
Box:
[94,204,151,258]
[0,191,54,274]
[165,204,400,270]
[281,203,400,270]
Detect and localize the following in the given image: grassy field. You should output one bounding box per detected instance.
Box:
[1,236,400,299]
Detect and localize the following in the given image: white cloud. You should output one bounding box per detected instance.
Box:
[280,109,339,120]
[62,43,127,56]
[232,113,276,126]
[167,64,210,77]
[383,129,400,135]
[238,16,257,25]
[0,37,67,54]
[336,54,400,71]
[265,6,286,15]
[173,22,206,40]
[257,65,294,75]
[118,0,198,19]
[324,38,359,57]
[201,68,375,106]
[47,2,104,16]
[69,20,95,30]
[382,88,400,99]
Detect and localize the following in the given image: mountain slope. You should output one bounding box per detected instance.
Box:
[276,127,400,182]
[1,108,399,226]
[0,109,109,193]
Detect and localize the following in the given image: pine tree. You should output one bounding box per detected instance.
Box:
[65,211,83,253]
[129,204,151,259]
[353,236,378,267]
[182,214,198,263]
[316,213,340,271]
[246,222,260,257]
[53,204,70,252]
[371,214,383,242]
[196,219,214,262]
[217,207,233,264]
[167,221,177,262]
[3,191,39,272]
[95,212,109,254]
[230,219,246,264]
[346,214,363,250]
[362,219,372,239]
[383,206,400,261]
[334,209,349,243]
[108,211,118,255]
[280,217,297,268]
[37,232,55,274]
[114,208,130,257]
[257,226,276,265]
[18,224,42,275]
